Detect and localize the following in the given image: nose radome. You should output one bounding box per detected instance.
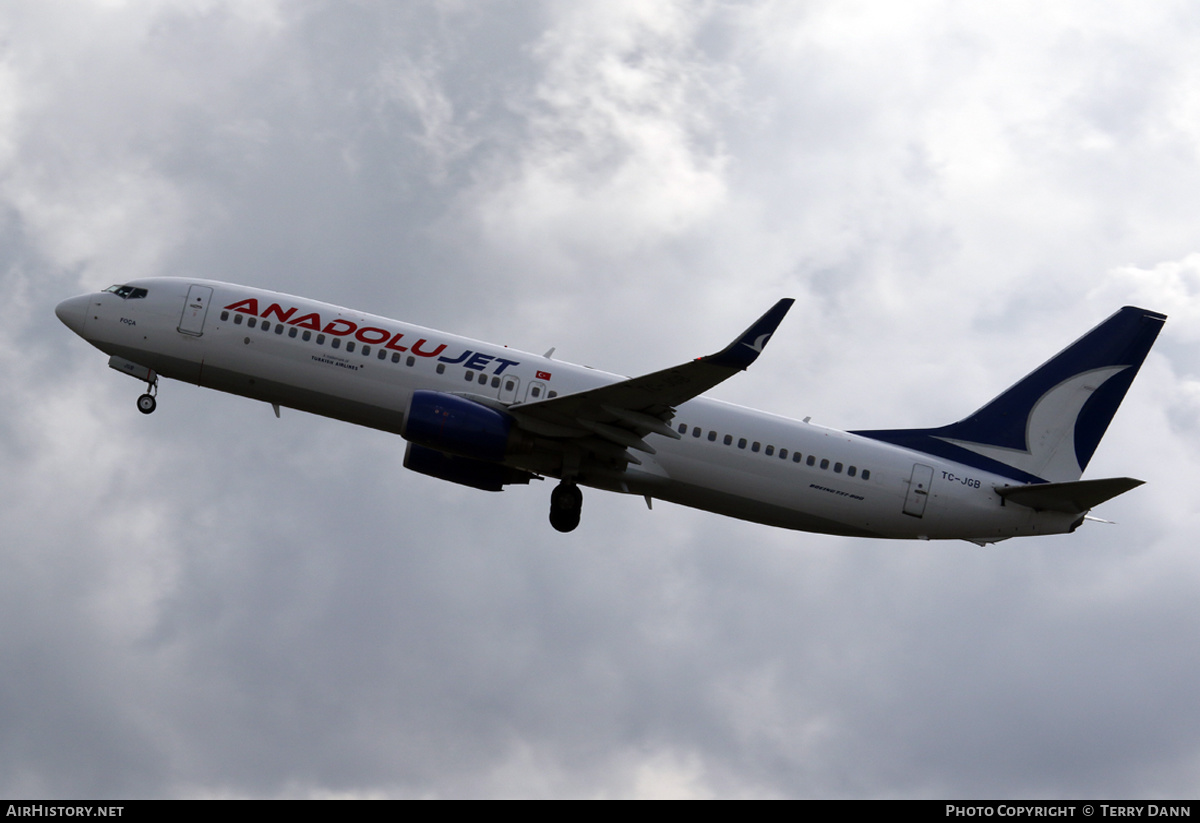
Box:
[55,294,90,336]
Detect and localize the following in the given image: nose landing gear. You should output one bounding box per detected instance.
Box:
[549,481,583,533]
[106,357,160,415]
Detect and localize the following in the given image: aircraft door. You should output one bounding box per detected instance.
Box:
[903,463,934,517]
[525,381,548,402]
[178,285,214,336]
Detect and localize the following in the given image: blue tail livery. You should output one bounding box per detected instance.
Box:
[852,306,1167,484]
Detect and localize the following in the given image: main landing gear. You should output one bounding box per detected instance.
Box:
[549,481,583,533]
[136,373,159,415]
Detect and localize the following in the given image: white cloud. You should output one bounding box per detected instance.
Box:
[479,4,728,249]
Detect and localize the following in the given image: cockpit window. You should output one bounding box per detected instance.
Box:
[103,284,148,299]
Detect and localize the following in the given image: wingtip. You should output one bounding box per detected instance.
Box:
[704,297,794,370]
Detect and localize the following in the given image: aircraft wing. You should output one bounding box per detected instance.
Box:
[508,299,794,460]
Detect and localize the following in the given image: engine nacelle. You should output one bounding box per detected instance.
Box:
[401,390,515,463]
[403,443,535,492]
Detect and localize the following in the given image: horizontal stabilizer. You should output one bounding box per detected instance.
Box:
[995,477,1144,514]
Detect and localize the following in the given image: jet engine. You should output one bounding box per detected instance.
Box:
[401,390,520,462]
[403,442,535,492]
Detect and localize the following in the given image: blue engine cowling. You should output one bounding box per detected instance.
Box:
[401,390,514,463]
[403,443,534,492]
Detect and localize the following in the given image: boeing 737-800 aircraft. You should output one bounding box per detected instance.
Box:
[56,280,1165,542]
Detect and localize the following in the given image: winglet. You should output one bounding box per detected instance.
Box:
[703,298,795,370]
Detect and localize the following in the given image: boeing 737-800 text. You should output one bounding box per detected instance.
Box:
[56,280,1165,542]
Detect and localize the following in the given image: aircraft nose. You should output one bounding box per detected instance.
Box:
[55,294,90,336]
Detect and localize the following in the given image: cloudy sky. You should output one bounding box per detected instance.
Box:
[3,0,1199,799]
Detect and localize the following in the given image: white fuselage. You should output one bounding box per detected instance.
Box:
[57,278,1082,541]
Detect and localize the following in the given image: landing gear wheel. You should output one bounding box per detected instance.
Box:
[549,481,583,533]
[137,393,157,415]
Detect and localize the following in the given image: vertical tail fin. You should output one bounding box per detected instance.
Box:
[853,306,1166,483]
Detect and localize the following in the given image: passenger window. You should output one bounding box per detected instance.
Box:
[234,314,243,325]
[275,325,284,335]
[478,373,487,385]
[378,350,387,360]
[793,453,802,463]
[738,438,747,449]
[531,386,541,398]
[317,334,326,345]
[708,431,717,442]
[848,466,857,477]
[692,427,702,438]
[820,459,829,470]
[362,345,370,356]
[492,377,500,388]
[345,341,354,352]
[288,327,297,338]
[765,445,774,456]
[723,434,732,446]
[303,331,311,341]
[465,371,474,382]
[678,423,687,434]
[221,311,229,321]
[391,352,401,363]
[331,338,341,349]
[806,455,816,466]
[779,449,787,459]
[751,442,760,453]
[834,462,843,473]
[436,364,445,374]
[407,356,415,366]
[862,469,871,481]
[548,391,558,398]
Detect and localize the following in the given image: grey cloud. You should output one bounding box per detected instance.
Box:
[3,0,1199,798]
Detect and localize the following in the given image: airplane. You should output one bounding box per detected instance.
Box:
[55,279,1165,542]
